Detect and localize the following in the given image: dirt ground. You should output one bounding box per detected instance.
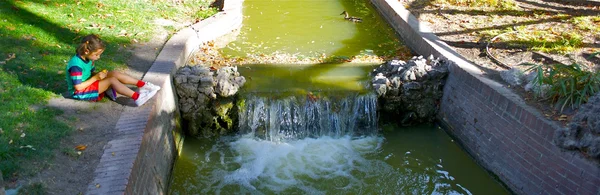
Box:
[403,0,600,124]
[6,25,170,195]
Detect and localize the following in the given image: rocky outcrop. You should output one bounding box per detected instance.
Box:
[555,92,600,160]
[174,66,245,137]
[371,56,449,125]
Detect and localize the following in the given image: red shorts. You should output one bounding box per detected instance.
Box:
[73,80,104,101]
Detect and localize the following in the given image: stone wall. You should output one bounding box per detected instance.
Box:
[371,56,449,125]
[370,0,600,194]
[174,66,245,137]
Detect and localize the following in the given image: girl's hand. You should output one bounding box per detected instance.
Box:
[96,71,107,80]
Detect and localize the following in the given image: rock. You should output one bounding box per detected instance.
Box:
[371,56,449,125]
[174,65,245,137]
[199,77,215,88]
[500,68,525,86]
[187,75,202,83]
[556,92,600,160]
[373,83,387,97]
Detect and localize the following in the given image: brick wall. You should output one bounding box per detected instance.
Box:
[370,0,600,194]
[440,63,599,194]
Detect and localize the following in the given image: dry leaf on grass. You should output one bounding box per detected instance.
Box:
[75,144,87,151]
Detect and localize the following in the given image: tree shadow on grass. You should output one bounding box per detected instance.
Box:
[0,1,132,95]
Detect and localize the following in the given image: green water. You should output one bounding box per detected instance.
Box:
[221,0,403,59]
[238,63,375,94]
[169,124,509,194]
[168,0,509,193]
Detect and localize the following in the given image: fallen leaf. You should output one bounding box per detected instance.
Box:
[9,139,12,144]
[20,145,36,150]
[20,133,26,138]
[96,184,101,188]
[111,152,115,156]
[7,53,16,60]
[75,144,87,151]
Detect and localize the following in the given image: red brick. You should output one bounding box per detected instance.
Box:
[556,182,577,195]
[569,156,598,176]
[481,86,493,101]
[519,111,530,126]
[496,96,508,112]
[513,106,523,123]
[512,155,543,191]
[540,181,561,195]
[577,185,597,195]
[580,181,599,195]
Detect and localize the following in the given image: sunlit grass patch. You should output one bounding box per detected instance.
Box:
[481,21,585,54]
[571,16,600,33]
[433,0,519,10]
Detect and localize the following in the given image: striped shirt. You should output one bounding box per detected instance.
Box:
[65,54,97,100]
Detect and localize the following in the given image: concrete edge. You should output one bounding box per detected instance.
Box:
[85,0,243,194]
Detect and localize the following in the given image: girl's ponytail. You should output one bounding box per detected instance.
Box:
[76,34,106,56]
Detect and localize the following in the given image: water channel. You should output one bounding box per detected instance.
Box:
[169,0,509,194]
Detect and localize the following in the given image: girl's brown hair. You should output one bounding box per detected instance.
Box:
[76,34,105,56]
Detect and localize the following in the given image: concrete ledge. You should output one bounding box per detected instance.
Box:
[371,0,600,194]
[86,0,243,194]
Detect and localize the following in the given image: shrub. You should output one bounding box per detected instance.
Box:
[525,53,600,112]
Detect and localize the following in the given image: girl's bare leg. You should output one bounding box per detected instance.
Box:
[106,71,139,85]
[98,77,135,97]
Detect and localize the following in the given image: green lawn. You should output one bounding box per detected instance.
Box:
[0,0,217,182]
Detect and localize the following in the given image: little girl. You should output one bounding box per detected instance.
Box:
[65,34,161,106]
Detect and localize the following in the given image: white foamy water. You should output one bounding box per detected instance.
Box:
[172,134,478,195]
[222,135,382,193]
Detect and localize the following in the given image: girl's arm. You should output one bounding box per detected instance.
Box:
[68,66,106,90]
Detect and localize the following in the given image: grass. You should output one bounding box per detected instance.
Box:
[433,0,519,10]
[0,0,218,182]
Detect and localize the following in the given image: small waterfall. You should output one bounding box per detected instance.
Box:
[238,93,378,141]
